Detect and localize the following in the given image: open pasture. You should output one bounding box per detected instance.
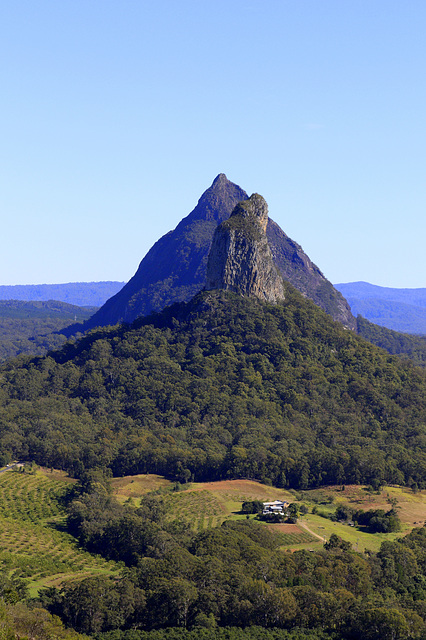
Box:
[329,484,426,526]
[111,473,171,503]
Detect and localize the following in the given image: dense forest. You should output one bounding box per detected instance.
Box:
[0,300,96,362]
[0,284,425,488]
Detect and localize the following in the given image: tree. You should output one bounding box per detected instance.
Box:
[354,607,411,640]
[241,500,263,514]
[149,577,198,628]
[324,533,352,552]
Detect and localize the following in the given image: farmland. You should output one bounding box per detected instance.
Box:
[0,468,118,595]
[1,467,425,600]
[111,475,426,552]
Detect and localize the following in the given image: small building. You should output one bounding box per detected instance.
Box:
[262,500,290,515]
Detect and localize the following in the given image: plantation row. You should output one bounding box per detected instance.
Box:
[0,470,118,592]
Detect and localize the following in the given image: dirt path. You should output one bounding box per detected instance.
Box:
[298,521,326,542]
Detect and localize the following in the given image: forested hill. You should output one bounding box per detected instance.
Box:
[357,316,426,369]
[1,284,425,488]
[0,300,97,363]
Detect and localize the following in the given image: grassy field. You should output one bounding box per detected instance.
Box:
[111,473,171,503]
[112,476,298,530]
[0,468,118,596]
[294,484,426,552]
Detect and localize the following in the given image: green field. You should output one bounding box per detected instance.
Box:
[0,469,118,595]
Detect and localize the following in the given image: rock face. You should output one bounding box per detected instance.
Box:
[73,174,355,334]
[206,194,285,303]
[266,221,356,329]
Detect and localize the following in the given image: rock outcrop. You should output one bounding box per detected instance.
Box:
[206,194,285,303]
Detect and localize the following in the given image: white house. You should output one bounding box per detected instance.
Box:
[262,500,289,514]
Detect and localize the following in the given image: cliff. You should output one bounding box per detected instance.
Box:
[206,193,285,303]
[80,174,248,330]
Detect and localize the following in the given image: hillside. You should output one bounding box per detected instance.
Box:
[0,300,97,362]
[335,281,426,335]
[77,174,355,333]
[0,281,125,307]
[0,285,425,487]
[111,475,426,552]
[357,316,426,369]
[0,466,118,594]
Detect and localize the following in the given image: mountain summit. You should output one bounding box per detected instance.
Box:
[206,193,285,303]
[78,174,355,332]
[80,173,248,331]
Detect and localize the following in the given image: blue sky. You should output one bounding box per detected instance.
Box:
[1,1,425,288]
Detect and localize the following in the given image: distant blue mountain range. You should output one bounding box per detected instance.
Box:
[1,279,424,335]
[0,282,125,308]
[334,281,426,335]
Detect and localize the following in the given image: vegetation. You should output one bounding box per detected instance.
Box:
[241,500,264,514]
[0,287,425,488]
[0,467,425,638]
[94,629,337,640]
[0,300,96,362]
[333,503,402,533]
[0,467,118,594]
[357,315,426,368]
[36,474,426,638]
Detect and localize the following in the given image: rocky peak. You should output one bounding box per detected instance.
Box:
[74,174,356,334]
[206,193,286,303]
[191,173,248,223]
[231,194,269,232]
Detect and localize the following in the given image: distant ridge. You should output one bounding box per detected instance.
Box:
[0,300,97,362]
[0,281,125,308]
[335,281,426,335]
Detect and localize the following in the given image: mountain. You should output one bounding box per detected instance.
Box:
[1,210,424,640]
[78,174,355,332]
[0,282,125,307]
[335,281,426,335]
[0,299,97,321]
[357,315,426,368]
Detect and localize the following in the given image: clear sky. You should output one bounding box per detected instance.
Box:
[1,1,425,288]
